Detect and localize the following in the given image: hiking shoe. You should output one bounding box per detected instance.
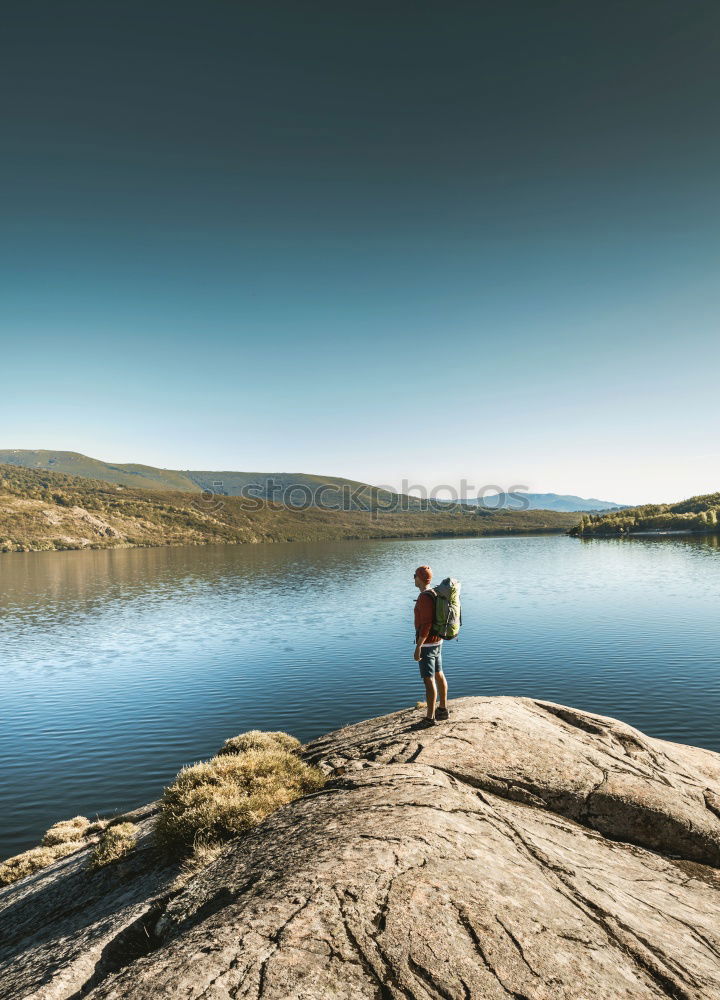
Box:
[414,717,437,729]
[435,707,449,721]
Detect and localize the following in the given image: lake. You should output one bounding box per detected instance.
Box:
[2,532,720,859]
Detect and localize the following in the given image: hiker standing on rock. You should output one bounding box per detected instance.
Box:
[413,565,449,727]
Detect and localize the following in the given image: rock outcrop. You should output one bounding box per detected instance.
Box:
[2,697,720,999]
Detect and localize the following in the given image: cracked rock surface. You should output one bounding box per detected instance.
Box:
[2,696,720,999]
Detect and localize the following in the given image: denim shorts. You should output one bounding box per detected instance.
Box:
[418,643,443,679]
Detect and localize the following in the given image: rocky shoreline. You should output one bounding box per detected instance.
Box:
[2,696,720,998]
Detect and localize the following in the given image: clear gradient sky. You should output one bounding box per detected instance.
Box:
[2,1,719,504]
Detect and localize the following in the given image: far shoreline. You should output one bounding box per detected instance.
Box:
[0,524,576,557]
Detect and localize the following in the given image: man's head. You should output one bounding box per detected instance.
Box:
[414,565,432,590]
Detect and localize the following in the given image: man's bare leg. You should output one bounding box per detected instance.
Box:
[434,672,449,722]
[436,670,448,710]
[435,670,447,708]
[423,676,437,719]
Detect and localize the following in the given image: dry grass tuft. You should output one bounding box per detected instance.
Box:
[217,730,301,757]
[170,841,226,891]
[85,820,108,836]
[0,842,81,886]
[105,813,134,827]
[89,822,138,869]
[155,748,325,853]
[0,812,114,885]
[415,701,426,710]
[41,815,91,847]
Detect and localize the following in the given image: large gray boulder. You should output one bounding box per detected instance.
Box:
[2,696,720,999]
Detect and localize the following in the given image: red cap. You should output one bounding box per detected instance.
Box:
[415,565,432,584]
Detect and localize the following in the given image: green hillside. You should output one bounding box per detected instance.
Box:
[183,469,420,510]
[0,450,420,509]
[0,450,201,493]
[0,463,580,553]
[0,451,622,516]
[571,492,720,537]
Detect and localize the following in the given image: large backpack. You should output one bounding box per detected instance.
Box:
[429,577,462,639]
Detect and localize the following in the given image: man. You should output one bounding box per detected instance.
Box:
[413,565,449,726]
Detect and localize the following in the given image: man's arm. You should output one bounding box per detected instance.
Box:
[414,594,433,661]
[414,627,431,661]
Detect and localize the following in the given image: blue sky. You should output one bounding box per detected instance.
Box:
[2,2,718,504]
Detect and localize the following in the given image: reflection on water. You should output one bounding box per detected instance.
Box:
[2,533,720,858]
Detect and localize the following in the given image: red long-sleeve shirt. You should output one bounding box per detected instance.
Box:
[414,590,442,646]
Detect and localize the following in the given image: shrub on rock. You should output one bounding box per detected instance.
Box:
[85,820,108,836]
[0,842,80,886]
[155,748,324,853]
[90,823,138,869]
[216,730,301,757]
[41,815,91,847]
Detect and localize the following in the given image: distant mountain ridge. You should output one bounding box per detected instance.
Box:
[469,492,624,513]
[0,451,621,512]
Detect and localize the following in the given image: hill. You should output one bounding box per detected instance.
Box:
[182,469,419,511]
[571,492,720,537]
[469,491,624,512]
[0,451,420,509]
[0,450,202,493]
[0,463,580,553]
[0,451,621,513]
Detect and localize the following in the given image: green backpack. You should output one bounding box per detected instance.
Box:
[429,577,462,639]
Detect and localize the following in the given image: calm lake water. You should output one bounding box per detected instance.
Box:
[2,533,720,859]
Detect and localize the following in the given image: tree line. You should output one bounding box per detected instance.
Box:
[571,493,720,537]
